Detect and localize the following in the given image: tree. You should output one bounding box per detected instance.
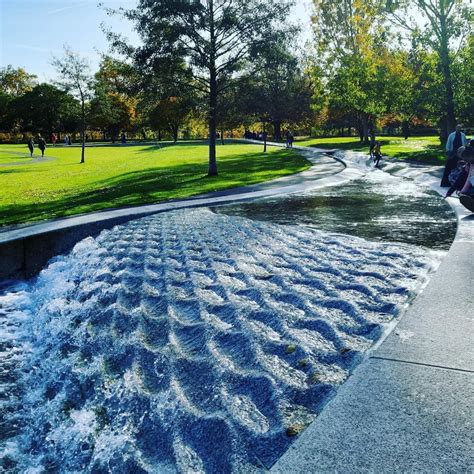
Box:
[89,89,136,141]
[149,96,195,142]
[312,0,392,141]
[10,84,80,137]
[216,83,248,143]
[452,32,474,127]
[385,0,471,139]
[242,43,315,140]
[311,0,419,141]
[109,0,294,176]
[89,57,138,141]
[0,66,37,97]
[52,46,93,163]
[0,91,13,132]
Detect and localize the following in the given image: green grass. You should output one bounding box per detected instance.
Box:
[296,136,445,164]
[0,146,36,164]
[0,142,310,227]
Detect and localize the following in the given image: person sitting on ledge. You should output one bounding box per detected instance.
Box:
[445,160,469,198]
[457,147,474,213]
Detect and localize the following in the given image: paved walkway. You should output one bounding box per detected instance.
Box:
[0,149,56,166]
[271,160,474,472]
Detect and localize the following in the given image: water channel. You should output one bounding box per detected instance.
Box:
[0,157,457,472]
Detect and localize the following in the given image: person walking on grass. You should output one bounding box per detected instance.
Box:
[37,135,46,157]
[27,137,34,157]
[441,124,467,187]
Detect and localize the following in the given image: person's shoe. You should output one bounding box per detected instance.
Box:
[459,194,474,213]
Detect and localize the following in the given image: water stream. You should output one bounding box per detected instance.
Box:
[0,162,456,472]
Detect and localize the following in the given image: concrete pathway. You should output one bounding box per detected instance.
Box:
[271,160,474,473]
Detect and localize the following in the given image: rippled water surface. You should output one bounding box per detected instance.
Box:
[214,170,456,249]
[1,206,443,472]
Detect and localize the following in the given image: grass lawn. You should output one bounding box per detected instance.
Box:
[0,141,310,227]
[0,146,36,165]
[296,136,445,164]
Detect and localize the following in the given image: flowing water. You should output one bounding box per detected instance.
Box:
[213,168,456,250]
[0,164,456,472]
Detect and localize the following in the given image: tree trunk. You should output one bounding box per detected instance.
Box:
[171,125,178,143]
[207,0,218,177]
[208,75,218,176]
[438,14,456,142]
[273,121,282,141]
[362,116,370,144]
[80,100,85,164]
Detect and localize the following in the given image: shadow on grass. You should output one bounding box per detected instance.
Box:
[0,168,33,174]
[0,149,306,226]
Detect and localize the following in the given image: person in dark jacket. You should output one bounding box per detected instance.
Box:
[441,125,468,186]
[37,135,46,157]
[27,137,34,157]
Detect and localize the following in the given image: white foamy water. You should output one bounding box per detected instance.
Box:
[0,209,441,472]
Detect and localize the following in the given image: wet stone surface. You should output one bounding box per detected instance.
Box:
[214,170,456,250]
[0,208,441,472]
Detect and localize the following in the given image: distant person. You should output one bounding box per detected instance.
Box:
[37,135,46,157]
[285,130,292,148]
[27,137,34,157]
[68,135,72,146]
[288,131,294,148]
[373,141,382,167]
[64,135,69,145]
[442,124,467,186]
[369,130,376,158]
[51,133,57,146]
[121,132,127,144]
[401,121,410,140]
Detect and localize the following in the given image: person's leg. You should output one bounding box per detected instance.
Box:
[441,153,457,186]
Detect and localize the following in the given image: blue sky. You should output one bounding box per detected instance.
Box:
[0,0,313,81]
